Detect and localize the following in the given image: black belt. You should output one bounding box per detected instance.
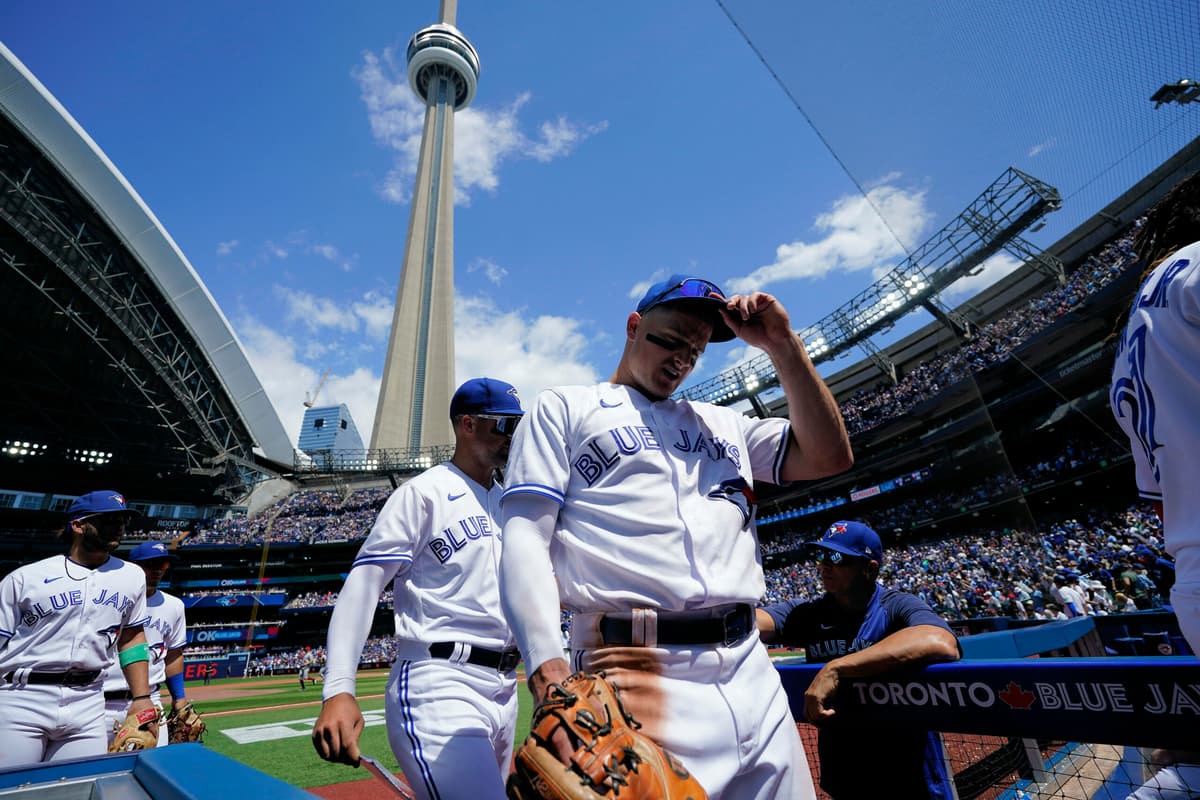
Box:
[598,604,755,647]
[105,683,160,701]
[4,669,101,687]
[428,642,521,673]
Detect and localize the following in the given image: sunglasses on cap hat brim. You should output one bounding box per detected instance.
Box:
[639,278,726,310]
[473,414,522,436]
[813,549,871,566]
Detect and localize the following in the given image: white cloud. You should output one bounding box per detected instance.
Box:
[216,239,239,256]
[238,317,382,446]
[454,294,599,406]
[351,291,395,339]
[276,287,360,332]
[939,252,1024,304]
[310,243,356,272]
[264,240,289,260]
[236,291,601,447]
[1028,138,1057,158]
[727,182,933,294]
[468,257,508,285]
[354,49,605,205]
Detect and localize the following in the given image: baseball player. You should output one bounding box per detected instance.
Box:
[499,274,854,799]
[1110,172,1200,656]
[757,521,961,800]
[101,541,190,748]
[0,490,154,766]
[313,378,525,800]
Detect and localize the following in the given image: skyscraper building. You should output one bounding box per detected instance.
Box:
[298,404,364,457]
[370,1,479,450]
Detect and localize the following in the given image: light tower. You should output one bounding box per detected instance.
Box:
[370,0,479,451]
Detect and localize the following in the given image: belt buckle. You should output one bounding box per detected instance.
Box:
[722,607,746,647]
[497,650,520,673]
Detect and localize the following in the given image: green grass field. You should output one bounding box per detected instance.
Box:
[197,652,804,790]
[195,671,536,790]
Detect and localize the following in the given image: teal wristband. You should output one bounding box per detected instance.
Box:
[118,642,149,667]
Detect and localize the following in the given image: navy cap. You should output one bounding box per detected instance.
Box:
[450,378,524,418]
[67,490,137,522]
[635,274,735,342]
[812,520,883,562]
[128,541,179,563]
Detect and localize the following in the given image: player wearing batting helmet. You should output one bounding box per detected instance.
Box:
[499,274,854,798]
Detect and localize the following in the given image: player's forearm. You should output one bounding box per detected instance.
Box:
[117,628,152,696]
[500,495,564,675]
[767,334,853,481]
[824,625,959,680]
[322,565,388,700]
[164,647,185,703]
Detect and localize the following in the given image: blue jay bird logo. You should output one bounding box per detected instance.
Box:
[149,641,166,664]
[99,624,122,651]
[707,478,757,527]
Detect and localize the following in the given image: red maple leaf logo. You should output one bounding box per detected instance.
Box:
[998,681,1036,710]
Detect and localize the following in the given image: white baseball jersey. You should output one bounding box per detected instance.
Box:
[0,554,149,674]
[350,462,512,650]
[101,589,186,693]
[502,383,791,612]
[1111,241,1200,654]
[326,462,519,800]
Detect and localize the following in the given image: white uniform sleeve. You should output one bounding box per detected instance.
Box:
[351,483,426,569]
[503,389,570,505]
[322,563,394,699]
[168,600,188,652]
[743,415,792,485]
[499,494,563,675]
[123,569,149,629]
[0,571,18,645]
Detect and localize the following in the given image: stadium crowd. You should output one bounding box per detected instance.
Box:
[761,436,1127,554]
[762,502,1171,622]
[838,227,1139,435]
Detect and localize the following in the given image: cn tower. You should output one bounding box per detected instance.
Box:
[370,0,479,451]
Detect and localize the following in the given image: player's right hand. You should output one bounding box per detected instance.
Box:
[311,692,364,766]
[525,658,578,765]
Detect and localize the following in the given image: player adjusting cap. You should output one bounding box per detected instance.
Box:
[811,520,883,562]
[128,541,180,563]
[67,490,138,522]
[450,377,524,418]
[635,273,735,342]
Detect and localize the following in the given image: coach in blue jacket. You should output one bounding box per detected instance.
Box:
[758,521,961,800]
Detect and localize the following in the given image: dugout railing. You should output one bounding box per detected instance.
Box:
[778,644,1199,799]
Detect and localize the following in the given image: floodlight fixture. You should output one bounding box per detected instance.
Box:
[1151,79,1200,108]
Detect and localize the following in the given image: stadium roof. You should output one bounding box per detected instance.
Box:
[0,43,292,501]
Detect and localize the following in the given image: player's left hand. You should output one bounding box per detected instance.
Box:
[803,663,840,725]
[166,699,207,744]
[109,706,160,752]
[719,292,796,351]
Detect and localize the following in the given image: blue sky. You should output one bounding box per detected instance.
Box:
[2,1,1196,447]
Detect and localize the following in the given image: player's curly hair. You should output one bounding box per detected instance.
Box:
[1134,170,1200,268]
[1111,171,1200,340]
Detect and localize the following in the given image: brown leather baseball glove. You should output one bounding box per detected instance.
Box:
[109,706,160,752]
[166,700,207,744]
[506,671,707,800]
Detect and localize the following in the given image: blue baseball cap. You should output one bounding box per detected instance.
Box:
[635,274,735,342]
[128,541,179,563]
[812,520,883,562]
[67,490,138,522]
[449,378,524,418]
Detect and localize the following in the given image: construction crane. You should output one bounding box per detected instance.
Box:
[303,367,332,408]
